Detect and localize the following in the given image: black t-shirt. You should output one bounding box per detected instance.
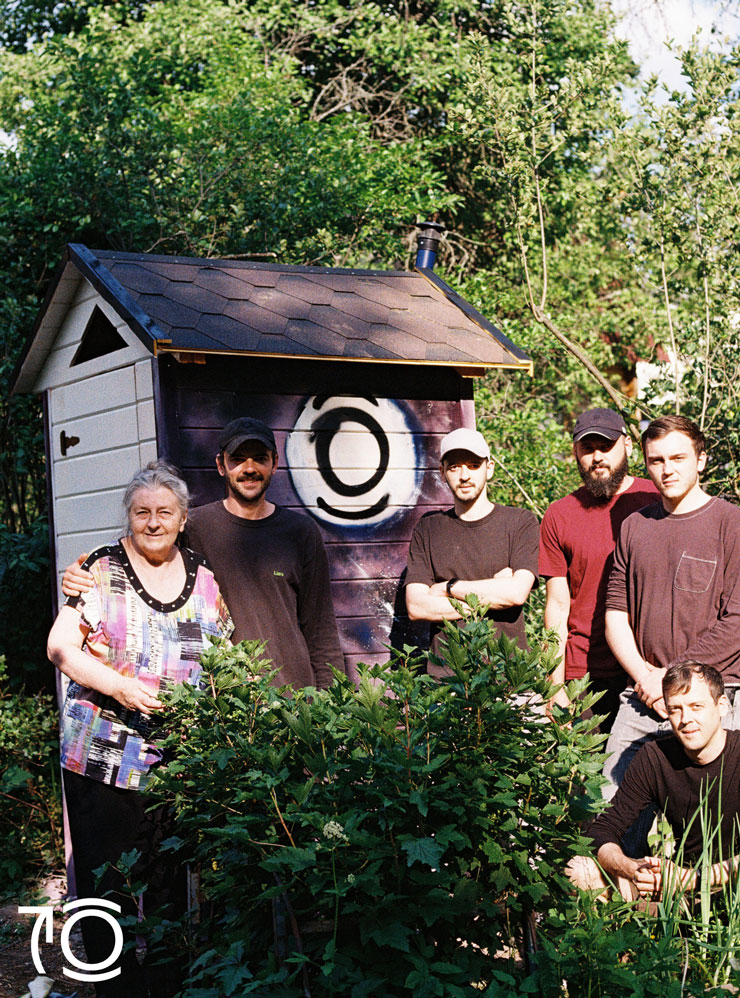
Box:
[404,505,539,659]
[184,502,344,689]
[588,730,740,861]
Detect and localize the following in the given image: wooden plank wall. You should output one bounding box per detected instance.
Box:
[163,355,475,679]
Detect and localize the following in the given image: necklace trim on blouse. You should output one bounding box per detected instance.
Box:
[116,540,199,613]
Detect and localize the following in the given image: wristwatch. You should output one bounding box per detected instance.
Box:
[446,578,459,597]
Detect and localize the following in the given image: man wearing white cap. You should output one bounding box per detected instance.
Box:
[404,427,539,673]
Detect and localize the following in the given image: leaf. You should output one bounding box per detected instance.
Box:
[401,836,444,868]
[362,921,412,951]
[1,765,33,790]
[409,787,428,816]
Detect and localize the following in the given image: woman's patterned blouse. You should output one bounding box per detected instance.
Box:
[61,542,233,790]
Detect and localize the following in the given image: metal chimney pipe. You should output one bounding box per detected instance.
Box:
[414,220,445,270]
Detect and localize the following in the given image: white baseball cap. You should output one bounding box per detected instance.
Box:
[439,428,490,462]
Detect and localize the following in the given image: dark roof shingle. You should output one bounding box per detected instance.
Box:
[13,245,532,393]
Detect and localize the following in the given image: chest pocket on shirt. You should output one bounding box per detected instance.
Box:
[674,552,717,593]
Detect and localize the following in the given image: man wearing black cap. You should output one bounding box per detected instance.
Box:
[176,417,343,689]
[63,417,344,689]
[539,408,657,731]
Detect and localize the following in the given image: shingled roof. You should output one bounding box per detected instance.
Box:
[13,244,531,392]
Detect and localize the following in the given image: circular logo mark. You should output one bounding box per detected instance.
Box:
[62,899,123,983]
[286,395,420,527]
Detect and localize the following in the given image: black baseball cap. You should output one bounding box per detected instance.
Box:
[218,417,276,456]
[573,408,627,443]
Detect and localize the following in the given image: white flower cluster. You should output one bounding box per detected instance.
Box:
[322,820,349,844]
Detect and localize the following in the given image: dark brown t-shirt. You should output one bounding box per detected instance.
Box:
[588,730,740,861]
[606,497,740,680]
[405,505,539,665]
[184,502,344,689]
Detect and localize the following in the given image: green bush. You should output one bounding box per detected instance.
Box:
[153,608,606,996]
[0,517,52,691]
[0,655,62,891]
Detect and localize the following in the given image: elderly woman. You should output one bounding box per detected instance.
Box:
[48,460,232,998]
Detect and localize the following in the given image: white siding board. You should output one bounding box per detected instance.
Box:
[38,283,161,610]
[74,281,97,307]
[35,285,150,393]
[134,360,154,401]
[48,354,160,587]
[36,339,147,392]
[46,282,97,360]
[50,367,138,422]
[50,406,139,460]
[47,297,93,353]
[53,443,143,497]
[55,490,124,536]
[139,440,158,464]
[137,401,156,441]
[57,530,121,574]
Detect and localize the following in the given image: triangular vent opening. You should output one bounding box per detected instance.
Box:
[71,306,128,366]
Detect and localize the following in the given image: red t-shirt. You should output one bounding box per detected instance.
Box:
[539,478,658,679]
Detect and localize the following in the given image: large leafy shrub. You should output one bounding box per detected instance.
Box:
[153,610,605,996]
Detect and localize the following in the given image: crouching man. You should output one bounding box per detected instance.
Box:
[568,662,740,900]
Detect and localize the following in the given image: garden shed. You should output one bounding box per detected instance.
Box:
[12,229,531,672]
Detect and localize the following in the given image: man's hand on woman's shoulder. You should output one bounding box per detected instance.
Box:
[61,553,93,597]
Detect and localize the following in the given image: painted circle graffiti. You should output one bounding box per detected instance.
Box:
[286,395,421,527]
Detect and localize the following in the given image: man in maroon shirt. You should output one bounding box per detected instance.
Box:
[603,415,740,851]
[539,408,658,731]
[568,662,740,901]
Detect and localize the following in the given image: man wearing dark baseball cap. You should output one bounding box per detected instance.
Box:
[183,416,343,689]
[62,416,344,690]
[218,416,277,455]
[572,407,628,443]
[539,407,657,730]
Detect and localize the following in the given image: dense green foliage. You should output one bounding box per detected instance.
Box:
[152,613,605,995]
[0,657,62,889]
[447,23,740,510]
[148,622,740,996]
[0,0,637,554]
[0,519,51,691]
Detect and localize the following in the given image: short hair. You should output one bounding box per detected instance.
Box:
[122,460,190,525]
[662,661,724,703]
[641,415,706,457]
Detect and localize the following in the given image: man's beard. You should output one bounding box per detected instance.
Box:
[579,454,629,500]
[227,471,272,504]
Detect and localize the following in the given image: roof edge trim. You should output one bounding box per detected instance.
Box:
[92,248,415,279]
[67,244,168,353]
[414,267,531,365]
[160,344,532,372]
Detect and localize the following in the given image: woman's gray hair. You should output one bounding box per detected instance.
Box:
[122,460,190,526]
